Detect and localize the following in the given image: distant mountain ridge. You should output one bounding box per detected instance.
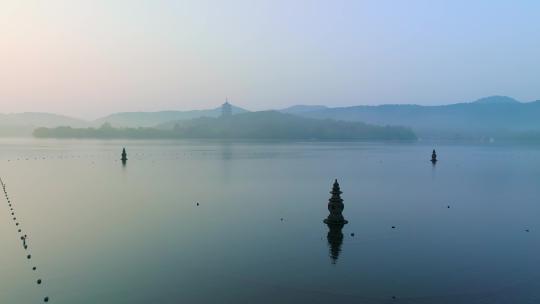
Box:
[280,105,329,114]
[0,112,87,136]
[0,105,247,136]
[279,96,540,139]
[472,95,520,104]
[0,112,86,127]
[93,105,247,128]
[3,96,540,140]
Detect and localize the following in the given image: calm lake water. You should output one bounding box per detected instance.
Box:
[1,138,540,304]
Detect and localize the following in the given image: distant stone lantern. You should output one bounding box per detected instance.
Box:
[324,179,348,225]
[431,149,437,163]
[121,148,128,162]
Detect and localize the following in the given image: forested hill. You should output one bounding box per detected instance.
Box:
[34,111,416,141]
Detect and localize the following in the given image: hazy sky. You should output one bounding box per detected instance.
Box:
[1,0,539,119]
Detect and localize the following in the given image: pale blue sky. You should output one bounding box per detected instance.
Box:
[0,0,539,118]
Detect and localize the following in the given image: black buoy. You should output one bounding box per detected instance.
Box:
[391,226,396,229]
[37,279,42,284]
[44,296,49,302]
[431,149,438,163]
[27,254,31,259]
[32,267,37,271]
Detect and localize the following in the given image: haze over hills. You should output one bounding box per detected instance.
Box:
[168,111,415,140]
[280,105,329,114]
[0,105,247,136]
[0,112,87,136]
[280,96,540,139]
[34,111,416,140]
[471,96,521,104]
[93,104,247,128]
[3,95,540,140]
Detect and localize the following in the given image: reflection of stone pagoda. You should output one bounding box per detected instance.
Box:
[431,149,437,163]
[121,148,128,162]
[326,222,344,264]
[324,179,348,225]
[221,99,232,117]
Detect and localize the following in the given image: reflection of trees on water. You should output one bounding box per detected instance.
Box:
[219,142,232,161]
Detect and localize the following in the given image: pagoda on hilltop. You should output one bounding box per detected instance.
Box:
[324,179,348,225]
[221,99,232,117]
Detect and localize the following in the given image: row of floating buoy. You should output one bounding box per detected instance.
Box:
[4,148,273,164]
[3,148,440,164]
[0,178,49,302]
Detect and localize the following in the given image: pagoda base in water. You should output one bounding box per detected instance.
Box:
[323,218,348,225]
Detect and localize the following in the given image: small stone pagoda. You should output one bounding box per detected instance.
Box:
[121,148,128,162]
[431,149,437,163]
[324,179,348,225]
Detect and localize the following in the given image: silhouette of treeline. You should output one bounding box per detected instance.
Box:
[33,111,416,140]
[501,131,540,142]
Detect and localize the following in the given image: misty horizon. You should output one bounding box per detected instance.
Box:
[2,1,540,118]
[3,1,540,303]
[1,94,538,121]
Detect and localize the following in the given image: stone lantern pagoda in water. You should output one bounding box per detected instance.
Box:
[324,179,348,225]
[324,179,347,263]
[121,148,128,163]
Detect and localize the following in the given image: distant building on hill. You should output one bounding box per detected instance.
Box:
[221,100,232,117]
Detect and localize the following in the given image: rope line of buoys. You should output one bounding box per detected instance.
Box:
[2,149,228,164]
[1,177,50,303]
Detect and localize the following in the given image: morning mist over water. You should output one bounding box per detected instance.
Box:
[2,1,540,303]
[2,140,540,303]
